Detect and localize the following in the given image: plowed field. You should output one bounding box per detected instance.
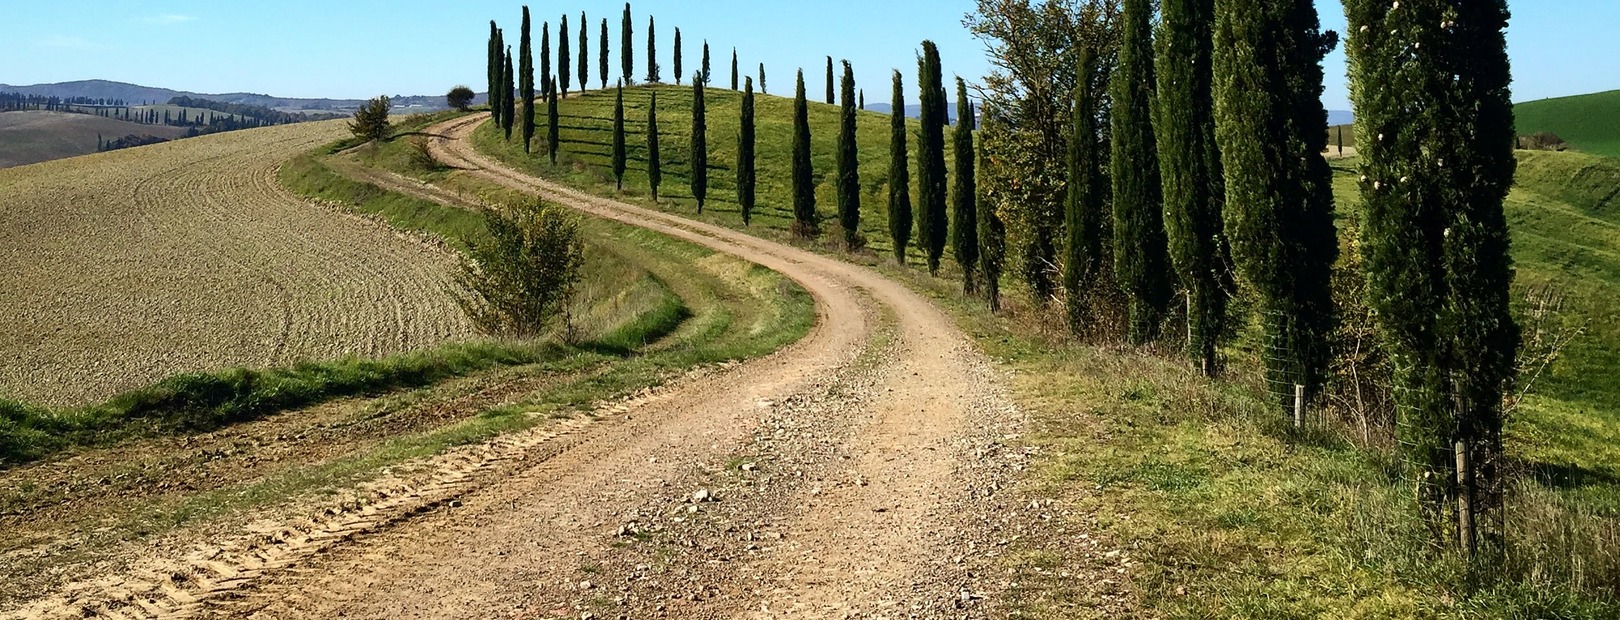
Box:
[0,122,474,406]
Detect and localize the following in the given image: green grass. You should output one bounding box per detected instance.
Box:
[1516,90,1620,159]
[475,84,952,261]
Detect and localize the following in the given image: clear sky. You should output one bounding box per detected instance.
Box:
[2,1,1616,109]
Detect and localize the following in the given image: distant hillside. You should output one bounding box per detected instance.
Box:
[0,111,188,168]
[0,80,480,114]
[1516,90,1620,159]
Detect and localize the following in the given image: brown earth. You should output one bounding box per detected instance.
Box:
[0,111,189,169]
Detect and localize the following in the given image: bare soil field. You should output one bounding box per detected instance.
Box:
[0,121,474,406]
[0,111,189,169]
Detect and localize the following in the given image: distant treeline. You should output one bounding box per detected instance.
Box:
[0,93,131,111]
[166,95,343,125]
[97,134,171,153]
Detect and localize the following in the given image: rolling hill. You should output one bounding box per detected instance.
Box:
[1516,89,1620,159]
[0,111,188,168]
[0,79,481,114]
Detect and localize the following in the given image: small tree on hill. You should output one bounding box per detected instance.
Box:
[888,70,913,264]
[454,201,585,338]
[792,70,818,238]
[612,82,627,190]
[546,77,560,164]
[952,77,979,294]
[559,13,572,98]
[648,91,662,201]
[674,28,684,85]
[691,74,709,212]
[502,47,516,139]
[703,42,713,85]
[731,49,739,90]
[600,19,611,89]
[836,60,861,249]
[488,22,503,115]
[825,57,836,104]
[540,21,551,101]
[621,3,634,84]
[446,85,475,111]
[759,63,768,95]
[646,16,660,83]
[520,7,535,153]
[739,77,757,225]
[579,13,590,91]
[349,95,391,142]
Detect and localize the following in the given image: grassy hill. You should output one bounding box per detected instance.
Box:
[0,110,187,168]
[1516,90,1620,159]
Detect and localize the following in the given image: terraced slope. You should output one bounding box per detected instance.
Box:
[0,121,475,405]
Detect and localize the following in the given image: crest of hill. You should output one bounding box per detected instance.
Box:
[0,111,188,168]
[0,79,473,113]
[1516,89,1620,159]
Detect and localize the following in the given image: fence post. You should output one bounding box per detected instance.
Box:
[1293,384,1306,430]
[1455,440,1476,557]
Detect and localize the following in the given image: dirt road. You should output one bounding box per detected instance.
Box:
[9,114,1028,619]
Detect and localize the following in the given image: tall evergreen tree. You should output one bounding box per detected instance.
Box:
[825,57,836,104]
[859,89,865,110]
[739,77,757,225]
[546,77,560,164]
[952,78,979,294]
[540,22,551,101]
[612,82,627,190]
[691,74,709,212]
[579,13,590,91]
[916,40,949,276]
[759,63,768,95]
[978,132,1006,313]
[674,28,684,85]
[559,14,572,97]
[600,19,610,89]
[888,70,913,264]
[502,47,516,139]
[648,91,661,201]
[1158,0,1230,373]
[646,16,660,83]
[1346,0,1518,549]
[520,7,535,153]
[488,21,502,114]
[1064,47,1109,337]
[621,3,634,84]
[1213,0,1340,409]
[791,70,818,238]
[836,60,861,249]
[494,28,508,128]
[731,49,739,90]
[1112,0,1172,344]
[702,42,712,85]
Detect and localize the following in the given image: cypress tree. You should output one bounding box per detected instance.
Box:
[520,7,535,153]
[791,70,818,238]
[691,74,709,213]
[836,60,861,249]
[579,13,590,91]
[493,28,507,128]
[488,21,501,114]
[1111,0,1172,344]
[646,16,660,83]
[825,57,835,105]
[621,3,634,84]
[1213,0,1340,410]
[502,47,516,139]
[739,77,757,225]
[600,19,610,89]
[612,82,627,190]
[1158,0,1230,374]
[540,22,551,101]
[759,64,768,95]
[978,134,1006,313]
[1064,47,1108,336]
[916,40,949,276]
[702,42,712,85]
[859,89,865,110]
[559,14,572,97]
[731,49,739,90]
[1346,0,1518,548]
[546,76,560,164]
[952,78,979,294]
[648,91,661,201]
[888,70,913,264]
[674,28,684,85]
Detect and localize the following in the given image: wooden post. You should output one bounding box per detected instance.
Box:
[1293,384,1306,430]
[1455,440,1476,557]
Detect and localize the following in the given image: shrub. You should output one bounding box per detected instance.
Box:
[454,201,586,338]
[446,85,475,111]
[349,96,392,142]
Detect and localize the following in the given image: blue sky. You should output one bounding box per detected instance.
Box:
[3,1,1616,109]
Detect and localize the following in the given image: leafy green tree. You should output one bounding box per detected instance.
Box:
[646,16,660,83]
[349,95,391,142]
[540,21,550,101]
[916,40,949,276]
[600,19,610,89]
[1157,0,1230,373]
[888,70,913,264]
[825,57,835,104]
[702,42,713,85]
[546,77,560,164]
[648,91,661,200]
[559,13,572,97]
[1111,0,1171,344]
[502,48,516,139]
[446,85,475,111]
[977,131,1006,312]
[579,13,590,91]
[520,7,535,153]
[759,63,768,95]
[952,78,979,293]
[1063,47,1108,336]
[612,82,627,190]
[836,60,861,249]
[791,70,818,238]
[621,3,634,84]
[1213,0,1340,409]
[1346,0,1518,549]
[674,28,684,85]
[731,49,739,90]
[691,74,709,212]
[739,77,757,225]
[453,201,585,338]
